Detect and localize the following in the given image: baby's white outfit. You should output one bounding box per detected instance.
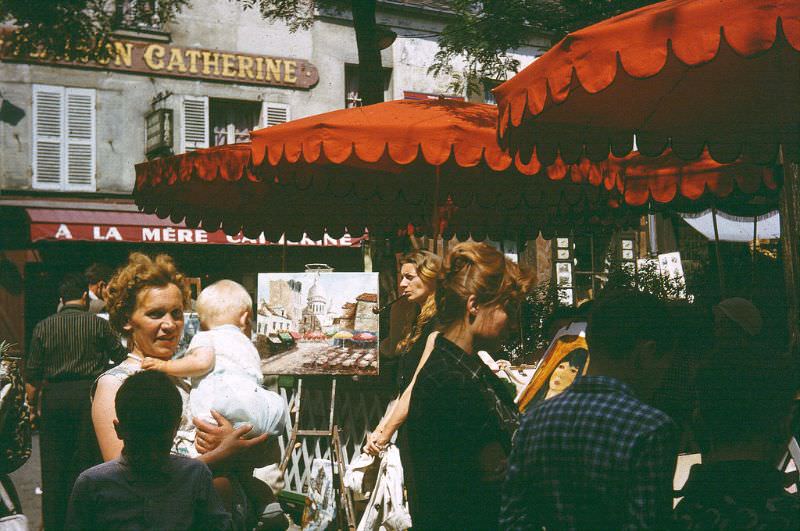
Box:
[187,324,287,443]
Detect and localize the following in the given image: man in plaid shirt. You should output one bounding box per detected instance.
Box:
[500,290,679,530]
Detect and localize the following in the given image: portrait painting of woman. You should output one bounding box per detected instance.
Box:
[517,334,590,412]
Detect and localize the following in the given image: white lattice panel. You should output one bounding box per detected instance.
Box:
[278,381,392,494]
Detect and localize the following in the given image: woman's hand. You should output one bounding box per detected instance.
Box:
[194,410,268,454]
[364,429,389,456]
[195,410,268,465]
[141,357,167,371]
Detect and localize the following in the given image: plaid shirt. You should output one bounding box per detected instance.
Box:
[500,375,678,530]
[406,334,518,530]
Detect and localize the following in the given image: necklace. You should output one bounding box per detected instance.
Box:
[126,353,144,363]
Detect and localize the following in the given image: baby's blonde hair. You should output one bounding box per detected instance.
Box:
[196,280,252,328]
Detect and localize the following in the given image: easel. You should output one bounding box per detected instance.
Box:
[278,377,356,530]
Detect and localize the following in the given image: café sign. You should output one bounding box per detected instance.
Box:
[1,38,319,89]
[30,222,365,247]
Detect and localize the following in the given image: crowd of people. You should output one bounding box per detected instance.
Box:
[13,241,800,530]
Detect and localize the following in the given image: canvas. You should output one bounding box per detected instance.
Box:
[516,322,590,412]
[256,272,379,375]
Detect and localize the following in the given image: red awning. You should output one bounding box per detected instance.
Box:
[25,208,366,247]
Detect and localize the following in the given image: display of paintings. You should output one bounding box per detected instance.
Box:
[256,272,379,375]
[621,239,634,250]
[556,262,572,286]
[557,249,570,260]
[622,249,635,260]
[516,322,589,412]
[556,237,570,248]
[302,459,336,530]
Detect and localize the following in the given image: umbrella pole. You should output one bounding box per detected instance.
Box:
[711,206,725,298]
[751,215,758,300]
[779,159,800,353]
[432,165,441,253]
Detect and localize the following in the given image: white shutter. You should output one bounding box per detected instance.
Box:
[181,96,209,153]
[65,88,96,190]
[261,102,290,127]
[32,85,64,190]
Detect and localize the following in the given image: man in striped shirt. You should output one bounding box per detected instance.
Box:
[25,272,127,531]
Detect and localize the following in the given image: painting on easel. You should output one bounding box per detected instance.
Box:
[256,272,379,375]
[516,323,590,412]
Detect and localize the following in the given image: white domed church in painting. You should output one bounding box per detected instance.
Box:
[301,275,330,333]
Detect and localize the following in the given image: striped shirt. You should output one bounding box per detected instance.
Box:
[26,304,127,383]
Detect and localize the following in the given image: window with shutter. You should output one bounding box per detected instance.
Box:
[66,89,96,190]
[32,85,64,189]
[181,96,209,152]
[32,85,96,191]
[261,103,290,127]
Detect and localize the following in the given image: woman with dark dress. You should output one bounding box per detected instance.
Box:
[405,242,527,530]
[364,250,441,519]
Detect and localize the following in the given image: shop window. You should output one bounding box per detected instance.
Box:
[572,232,612,305]
[344,64,392,108]
[553,232,612,306]
[179,97,289,153]
[32,84,96,192]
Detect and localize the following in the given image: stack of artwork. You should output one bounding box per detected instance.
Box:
[256,272,380,375]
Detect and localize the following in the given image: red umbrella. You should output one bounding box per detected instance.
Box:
[495,0,799,166]
[494,0,799,345]
[135,100,635,241]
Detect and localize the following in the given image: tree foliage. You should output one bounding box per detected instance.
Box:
[433,0,659,92]
[0,1,660,103]
[0,0,189,61]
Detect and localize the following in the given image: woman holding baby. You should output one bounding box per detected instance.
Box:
[91,253,284,530]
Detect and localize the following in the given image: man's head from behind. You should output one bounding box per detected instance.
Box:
[84,263,114,300]
[586,289,672,398]
[59,273,89,305]
[114,371,182,461]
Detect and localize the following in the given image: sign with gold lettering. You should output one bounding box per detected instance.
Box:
[1,38,319,89]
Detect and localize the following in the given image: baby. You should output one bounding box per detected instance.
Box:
[143,279,287,450]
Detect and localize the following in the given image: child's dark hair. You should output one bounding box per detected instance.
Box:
[115,371,182,463]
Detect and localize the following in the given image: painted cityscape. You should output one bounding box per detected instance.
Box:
[256,272,379,375]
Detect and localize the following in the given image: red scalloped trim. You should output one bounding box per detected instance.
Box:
[539,149,777,206]
[495,0,800,135]
[249,99,539,174]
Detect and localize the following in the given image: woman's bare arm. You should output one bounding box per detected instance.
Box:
[366,331,438,454]
[91,375,124,461]
[142,347,214,378]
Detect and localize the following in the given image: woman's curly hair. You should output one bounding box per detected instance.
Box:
[436,242,531,328]
[105,253,191,335]
[395,250,443,355]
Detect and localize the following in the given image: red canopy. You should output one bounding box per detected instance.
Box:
[495,0,800,165]
[135,100,634,241]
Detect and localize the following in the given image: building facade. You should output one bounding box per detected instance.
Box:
[0,0,545,349]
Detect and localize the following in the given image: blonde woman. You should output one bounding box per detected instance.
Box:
[365,250,442,456]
